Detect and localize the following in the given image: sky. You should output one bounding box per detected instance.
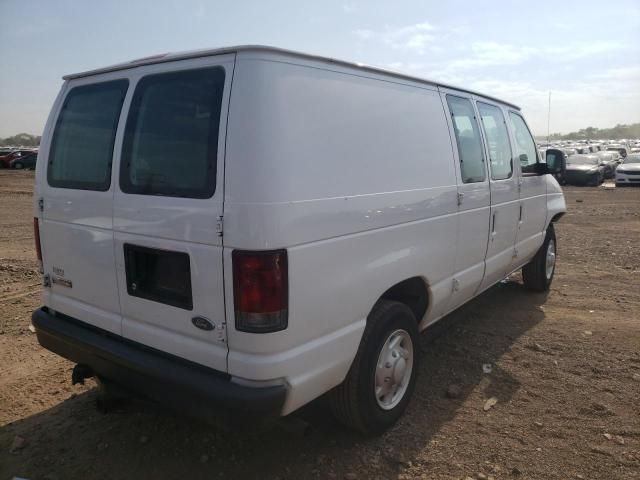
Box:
[1,0,639,138]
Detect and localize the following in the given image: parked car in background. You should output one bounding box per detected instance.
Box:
[595,151,618,179]
[0,149,36,168]
[607,144,629,158]
[615,154,640,187]
[564,154,605,186]
[10,152,37,170]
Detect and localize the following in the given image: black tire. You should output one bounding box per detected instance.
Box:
[13,162,23,170]
[522,223,557,291]
[329,300,419,434]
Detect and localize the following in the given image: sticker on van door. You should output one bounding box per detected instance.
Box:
[51,276,72,288]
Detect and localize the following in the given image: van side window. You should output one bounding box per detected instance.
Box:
[48,80,128,191]
[508,112,538,174]
[446,95,486,183]
[477,102,513,180]
[120,67,225,199]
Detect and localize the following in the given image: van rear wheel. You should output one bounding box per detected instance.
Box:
[329,300,419,434]
[522,223,556,291]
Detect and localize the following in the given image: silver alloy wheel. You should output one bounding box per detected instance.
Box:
[545,239,556,280]
[374,329,414,410]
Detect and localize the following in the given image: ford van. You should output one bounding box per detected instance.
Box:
[32,46,566,433]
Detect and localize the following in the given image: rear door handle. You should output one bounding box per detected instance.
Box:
[491,212,497,236]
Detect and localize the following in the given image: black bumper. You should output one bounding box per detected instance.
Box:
[563,172,599,185]
[32,308,287,421]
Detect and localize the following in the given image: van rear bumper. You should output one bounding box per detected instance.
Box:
[32,307,287,420]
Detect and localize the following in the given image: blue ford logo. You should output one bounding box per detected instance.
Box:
[192,316,214,331]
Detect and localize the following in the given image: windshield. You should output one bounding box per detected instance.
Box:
[623,154,640,164]
[568,157,597,166]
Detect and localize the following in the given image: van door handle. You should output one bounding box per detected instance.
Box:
[519,204,523,223]
[491,212,497,236]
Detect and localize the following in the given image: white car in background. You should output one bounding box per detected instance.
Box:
[615,154,640,187]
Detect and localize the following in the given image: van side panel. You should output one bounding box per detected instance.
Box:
[224,53,458,413]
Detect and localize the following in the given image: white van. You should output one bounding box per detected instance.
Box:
[32,46,566,433]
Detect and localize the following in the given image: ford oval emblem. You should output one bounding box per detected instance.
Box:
[192,316,214,331]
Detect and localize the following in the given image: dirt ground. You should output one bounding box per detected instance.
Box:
[0,169,638,480]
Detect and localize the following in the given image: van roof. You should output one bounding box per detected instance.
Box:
[63,45,521,110]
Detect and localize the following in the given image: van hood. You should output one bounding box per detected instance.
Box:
[617,163,640,172]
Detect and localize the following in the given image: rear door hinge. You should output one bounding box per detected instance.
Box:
[457,192,464,206]
[452,278,460,292]
[215,215,223,237]
[38,197,44,212]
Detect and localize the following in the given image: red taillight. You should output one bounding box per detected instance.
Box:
[232,249,288,333]
[34,217,43,272]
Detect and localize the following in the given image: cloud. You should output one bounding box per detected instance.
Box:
[342,3,356,13]
[449,42,537,69]
[352,21,637,132]
[353,21,439,54]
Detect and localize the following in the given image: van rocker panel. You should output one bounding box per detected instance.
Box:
[31,308,286,418]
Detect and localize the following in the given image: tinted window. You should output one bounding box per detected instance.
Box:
[509,112,538,174]
[446,95,486,183]
[477,102,513,180]
[120,67,225,198]
[48,80,128,190]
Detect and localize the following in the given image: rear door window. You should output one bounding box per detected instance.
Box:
[48,80,128,190]
[120,67,225,198]
[446,95,486,183]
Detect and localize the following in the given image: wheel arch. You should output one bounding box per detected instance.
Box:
[375,276,430,324]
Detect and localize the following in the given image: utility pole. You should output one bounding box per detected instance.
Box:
[547,91,551,145]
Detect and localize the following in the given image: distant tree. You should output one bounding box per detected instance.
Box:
[542,122,640,141]
[0,133,41,147]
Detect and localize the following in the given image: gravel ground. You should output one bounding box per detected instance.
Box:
[0,170,638,480]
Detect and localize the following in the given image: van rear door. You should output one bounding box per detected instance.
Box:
[38,75,129,336]
[112,55,234,372]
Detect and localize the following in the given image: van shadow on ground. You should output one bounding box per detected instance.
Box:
[0,279,547,480]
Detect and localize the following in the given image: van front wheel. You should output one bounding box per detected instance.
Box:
[522,223,556,291]
[329,300,419,434]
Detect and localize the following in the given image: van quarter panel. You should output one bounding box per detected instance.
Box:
[224,53,458,412]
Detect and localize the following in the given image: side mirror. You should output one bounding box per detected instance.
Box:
[544,151,565,174]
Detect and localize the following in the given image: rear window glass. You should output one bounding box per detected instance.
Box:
[120,67,225,198]
[48,80,128,191]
